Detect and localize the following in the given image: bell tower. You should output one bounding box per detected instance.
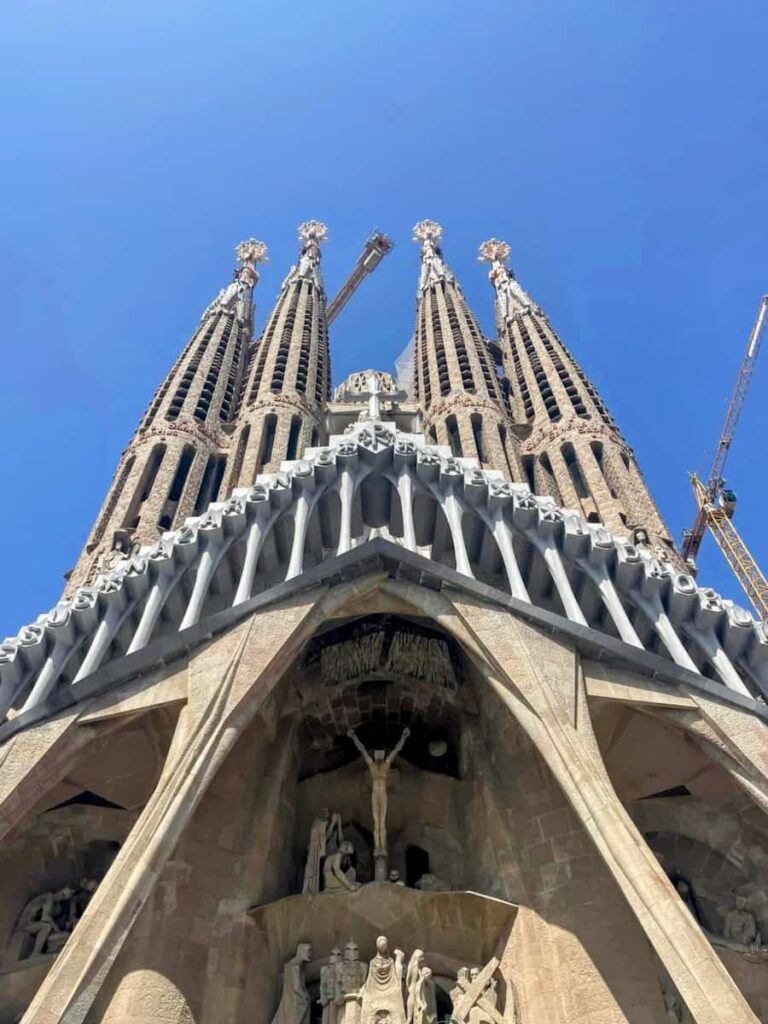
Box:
[411,221,522,481]
[226,220,331,489]
[66,238,268,593]
[480,237,679,561]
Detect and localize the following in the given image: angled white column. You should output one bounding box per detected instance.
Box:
[438,487,473,578]
[491,510,529,601]
[579,560,643,649]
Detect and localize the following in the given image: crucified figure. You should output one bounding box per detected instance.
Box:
[347,727,410,857]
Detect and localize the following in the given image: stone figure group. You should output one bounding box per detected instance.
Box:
[303,810,354,895]
[327,934,436,1024]
[666,868,765,956]
[271,936,512,1024]
[10,878,98,962]
[450,960,509,1024]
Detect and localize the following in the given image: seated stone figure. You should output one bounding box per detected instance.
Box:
[13,886,75,960]
[6,878,101,964]
[722,894,761,951]
[323,841,360,894]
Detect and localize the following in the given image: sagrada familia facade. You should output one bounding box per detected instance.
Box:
[1,220,767,1024]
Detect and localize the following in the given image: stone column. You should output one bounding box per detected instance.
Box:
[378,580,758,1024]
[19,578,378,1024]
[450,593,758,1024]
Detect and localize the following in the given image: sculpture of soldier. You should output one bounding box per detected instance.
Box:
[319,947,343,1024]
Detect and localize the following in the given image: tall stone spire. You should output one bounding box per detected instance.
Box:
[227,221,331,487]
[65,238,268,592]
[480,237,678,559]
[411,221,522,480]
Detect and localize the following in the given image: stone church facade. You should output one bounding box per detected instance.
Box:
[1,221,767,1023]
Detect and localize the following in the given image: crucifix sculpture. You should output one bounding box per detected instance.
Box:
[347,727,410,868]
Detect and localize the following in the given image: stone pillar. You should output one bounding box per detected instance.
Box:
[18,580,370,1024]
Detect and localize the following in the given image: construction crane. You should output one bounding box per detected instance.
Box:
[681,294,768,618]
[326,232,394,325]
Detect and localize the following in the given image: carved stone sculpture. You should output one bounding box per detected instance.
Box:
[323,841,360,894]
[359,935,406,1024]
[347,728,410,858]
[320,947,343,1024]
[723,894,760,950]
[14,888,74,959]
[340,939,368,995]
[405,949,425,1024]
[414,967,437,1024]
[5,877,99,964]
[303,809,343,895]
[450,959,508,1024]
[67,877,98,931]
[271,943,313,1024]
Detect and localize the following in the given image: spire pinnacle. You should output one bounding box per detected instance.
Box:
[478,237,534,321]
[202,237,268,322]
[413,219,453,290]
[288,220,327,289]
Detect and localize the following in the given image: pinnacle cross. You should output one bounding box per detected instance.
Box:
[293,221,328,288]
[234,237,269,289]
[412,220,451,289]
[298,220,328,260]
[478,237,533,320]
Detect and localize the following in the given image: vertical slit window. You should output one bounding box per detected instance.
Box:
[471,413,485,463]
[286,416,302,461]
[498,424,515,481]
[158,445,196,530]
[523,454,535,492]
[446,415,461,457]
[562,443,589,499]
[122,444,167,530]
[256,414,278,475]
[228,425,251,491]
[195,454,227,515]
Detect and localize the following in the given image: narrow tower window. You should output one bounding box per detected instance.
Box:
[256,413,278,474]
[498,424,515,481]
[158,445,196,531]
[228,425,251,491]
[194,454,227,515]
[471,414,485,463]
[122,444,167,531]
[562,443,589,499]
[446,415,461,457]
[523,454,536,492]
[286,416,302,461]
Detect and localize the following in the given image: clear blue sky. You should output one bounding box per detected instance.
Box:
[1,1,767,633]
